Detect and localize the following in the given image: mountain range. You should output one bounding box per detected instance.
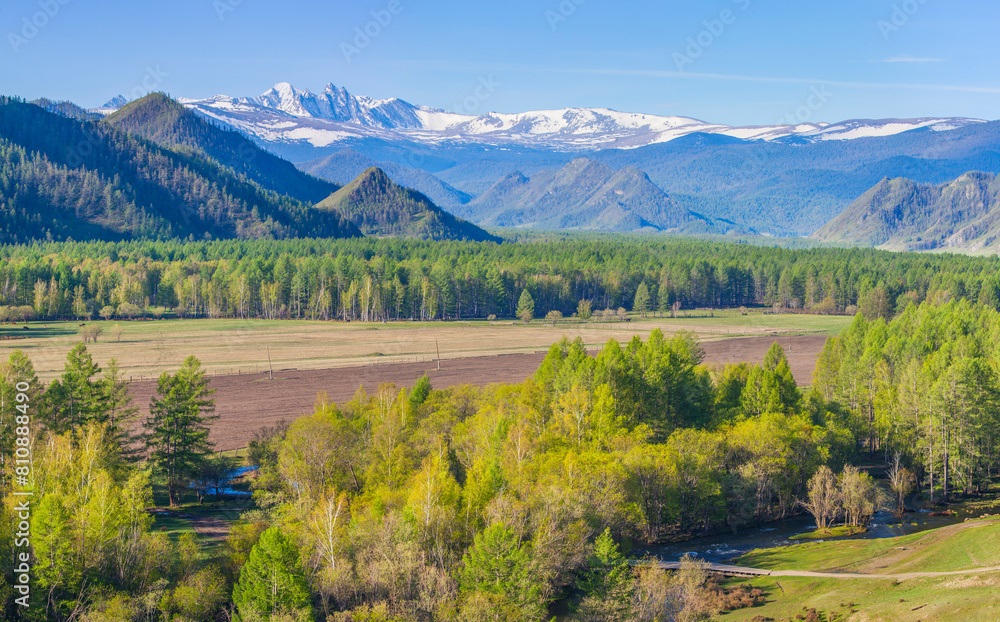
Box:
[164,81,985,152]
[88,82,1000,237]
[0,96,361,243]
[9,83,1000,250]
[0,95,482,244]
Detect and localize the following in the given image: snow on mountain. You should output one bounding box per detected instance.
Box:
[89,94,129,116]
[163,81,987,152]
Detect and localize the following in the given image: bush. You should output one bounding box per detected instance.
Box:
[80,324,104,343]
[169,566,228,622]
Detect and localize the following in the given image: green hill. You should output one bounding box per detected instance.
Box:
[315,167,499,242]
[0,96,361,243]
[105,93,338,204]
[813,171,1000,252]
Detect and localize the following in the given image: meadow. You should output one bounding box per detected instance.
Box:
[1,310,851,380]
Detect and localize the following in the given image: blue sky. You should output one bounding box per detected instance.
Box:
[2,0,998,125]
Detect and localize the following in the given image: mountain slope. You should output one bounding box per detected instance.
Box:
[104,93,339,204]
[813,172,1000,251]
[299,149,471,208]
[0,97,361,243]
[457,158,700,232]
[315,167,498,242]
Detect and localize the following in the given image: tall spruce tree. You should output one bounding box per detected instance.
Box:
[145,356,217,506]
[232,526,313,621]
[102,358,141,462]
[516,289,535,324]
[42,343,103,434]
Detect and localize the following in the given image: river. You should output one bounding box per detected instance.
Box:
[646,505,975,564]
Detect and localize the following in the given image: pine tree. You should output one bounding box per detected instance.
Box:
[102,358,141,462]
[632,281,650,317]
[43,343,103,434]
[577,528,634,620]
[459,523,542,622]
[232,526,313,621]
[516,289,535,324]
[145,356,217,506]
[762,341,801,411]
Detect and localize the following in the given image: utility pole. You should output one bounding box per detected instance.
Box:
[266,345,273,380]
[435,339,441,371]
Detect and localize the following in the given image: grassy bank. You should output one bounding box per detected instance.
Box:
[719,518,1000,621]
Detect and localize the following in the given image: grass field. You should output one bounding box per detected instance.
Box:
[720,518,1000,621]
[0,311,850,380]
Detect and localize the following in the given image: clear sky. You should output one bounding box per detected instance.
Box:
[2,0,998,125]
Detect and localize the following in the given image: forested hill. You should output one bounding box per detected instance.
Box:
[315,167,500,242]
[814,171,1000,251]
[104,93,339,204]
[0,97,361,243]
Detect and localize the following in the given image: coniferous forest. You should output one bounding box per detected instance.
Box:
[1,236,1000,323]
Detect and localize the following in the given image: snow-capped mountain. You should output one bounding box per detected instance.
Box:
[116,81,981,153]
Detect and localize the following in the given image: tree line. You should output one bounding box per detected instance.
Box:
[813,298,1000,504]
[2,236,1000,323]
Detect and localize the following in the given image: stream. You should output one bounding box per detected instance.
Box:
[645,505,977,564]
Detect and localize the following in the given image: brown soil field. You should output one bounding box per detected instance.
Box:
[12,314,847,381]
[128,334,827,452]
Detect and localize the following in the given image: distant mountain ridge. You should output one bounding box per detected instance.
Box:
[315,167,498,242]
[161,81,985,152]
[65,85,1000,238]
[813,171,1000,251]
[456,158,705,232]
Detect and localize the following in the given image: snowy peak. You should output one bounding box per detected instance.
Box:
[175,80,989,152]
[102,95,127,109]
[89,94,129,116]
[252,81,423,129]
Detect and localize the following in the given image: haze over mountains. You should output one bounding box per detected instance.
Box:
[455,158,706,233]
[92,81,1000,239]
[7,82,1000,250]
